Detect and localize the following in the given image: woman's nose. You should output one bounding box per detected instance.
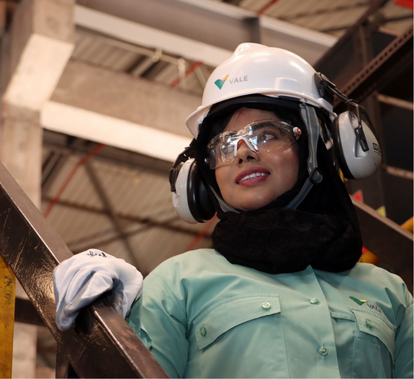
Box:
[236,140,259,165]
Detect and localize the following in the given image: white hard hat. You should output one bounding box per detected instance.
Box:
[186,43,334,138]
[170,43,381,223]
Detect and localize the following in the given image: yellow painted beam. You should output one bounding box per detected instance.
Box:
[0,255,16,379]
[402,217,413,233]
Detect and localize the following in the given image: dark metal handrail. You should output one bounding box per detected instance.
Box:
[0,161,168,378]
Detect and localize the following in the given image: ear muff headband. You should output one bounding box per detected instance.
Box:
[332,114,354,179]
[314,72,382,180]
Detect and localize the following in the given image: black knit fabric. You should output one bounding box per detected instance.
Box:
[211,142,362,274]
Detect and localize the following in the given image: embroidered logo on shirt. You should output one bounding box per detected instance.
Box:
[349,296,383,315]
[350,296,366,306]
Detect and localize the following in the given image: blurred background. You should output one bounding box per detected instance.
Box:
[0,0,412,377]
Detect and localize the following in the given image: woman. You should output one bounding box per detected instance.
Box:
[54,43,413,378]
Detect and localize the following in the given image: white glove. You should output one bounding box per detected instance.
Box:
[53,249,143,331]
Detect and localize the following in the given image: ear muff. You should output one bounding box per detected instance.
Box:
[171,158,215,223]
[315,72,382,180]
[332,111,382,179]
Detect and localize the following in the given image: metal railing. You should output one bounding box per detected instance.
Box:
[0,161,168,378]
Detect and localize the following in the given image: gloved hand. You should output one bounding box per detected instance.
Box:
[53,249,143,331]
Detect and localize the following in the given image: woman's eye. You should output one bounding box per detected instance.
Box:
[220,144,232,155]
[260,131,278,142]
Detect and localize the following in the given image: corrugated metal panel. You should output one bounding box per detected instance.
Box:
[41,144,212,273]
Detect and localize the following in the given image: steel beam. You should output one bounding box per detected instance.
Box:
[43,130,173,176]
[43,59,197,163]
[42,196,208,239]
[338,26,413,107]
[42,151,70,193]
[352,198,413,292]
[84,162,140,267]
[75,0,336,65]
[0,161,168,378]
[377,94,414,111]
[314,0,389,72]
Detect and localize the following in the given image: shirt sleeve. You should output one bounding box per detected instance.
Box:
[393,288,413,378]
[127,270,188,378]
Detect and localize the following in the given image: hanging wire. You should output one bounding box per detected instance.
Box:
[258,0,281,15]
[185,216,217,251]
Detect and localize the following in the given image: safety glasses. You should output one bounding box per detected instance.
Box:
[206,119,301,169]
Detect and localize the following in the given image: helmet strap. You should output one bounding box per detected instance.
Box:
[210,186,240,214]
[284,103,323,210]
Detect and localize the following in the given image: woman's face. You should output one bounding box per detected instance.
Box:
[214,107,299,211]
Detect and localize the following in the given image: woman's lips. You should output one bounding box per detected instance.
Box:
[235,167,270,186]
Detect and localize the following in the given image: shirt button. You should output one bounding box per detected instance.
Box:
[310,298,319,305]
[199,327,207,337]
[262,302,271,310]
[318,346,328,356]
[365,319,374,329]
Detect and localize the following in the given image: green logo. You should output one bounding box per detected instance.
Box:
[214,75,229,89]
[349,296,366,306]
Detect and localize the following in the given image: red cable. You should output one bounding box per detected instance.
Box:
[170,61,204,88]
[258,0,280,15]
[395,0,413,10]
[185,216,217,251]
[43,143,106,218]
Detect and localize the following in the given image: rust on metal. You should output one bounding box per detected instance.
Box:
[0,255,15,379]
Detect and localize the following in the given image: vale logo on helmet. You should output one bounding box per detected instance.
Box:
[214,74,248,89]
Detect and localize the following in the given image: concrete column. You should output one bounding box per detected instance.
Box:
[0,105,42,378]
[0,0,74,377]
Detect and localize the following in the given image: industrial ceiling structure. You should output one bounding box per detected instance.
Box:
[41,0,413,276]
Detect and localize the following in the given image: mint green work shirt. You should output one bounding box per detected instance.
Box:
[127,249,413,378]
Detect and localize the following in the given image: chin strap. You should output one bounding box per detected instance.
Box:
[285,103,323,210]
[210,186,240,214]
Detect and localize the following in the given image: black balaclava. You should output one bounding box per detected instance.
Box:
[195,96,362,274]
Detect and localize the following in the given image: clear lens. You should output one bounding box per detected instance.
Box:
[207,120,300,169]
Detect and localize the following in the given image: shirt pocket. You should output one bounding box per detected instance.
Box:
[351,309,396,360]
[351,308,396,378]
[193,294,281,350]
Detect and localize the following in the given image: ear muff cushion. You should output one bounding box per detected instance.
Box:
[332,115,355,180]
[187,160,215,222]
